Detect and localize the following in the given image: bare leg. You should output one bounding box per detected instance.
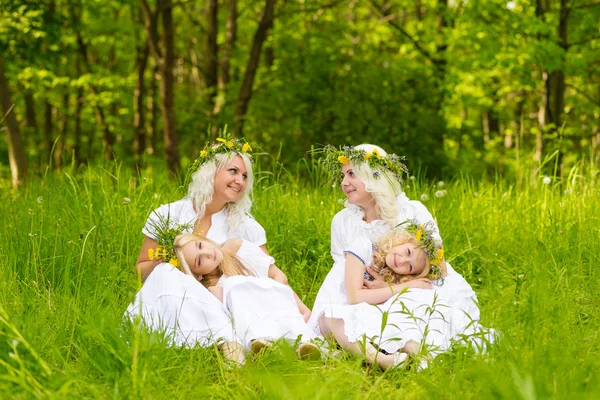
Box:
[319,315,395,369]
[220,341,246,365]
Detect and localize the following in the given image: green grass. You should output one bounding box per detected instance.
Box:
[1,161,599,399]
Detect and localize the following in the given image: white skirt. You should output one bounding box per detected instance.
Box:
[312,261,493,354]
[222,275,319,349]
[126,264,236,346]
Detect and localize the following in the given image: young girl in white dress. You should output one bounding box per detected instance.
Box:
[320,221,449,370]
[173,233,321,360]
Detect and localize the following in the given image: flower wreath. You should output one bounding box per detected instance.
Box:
[396,219,445,280]
[147,214,193,267]
[188,136,253,175]
[318,145,409,184]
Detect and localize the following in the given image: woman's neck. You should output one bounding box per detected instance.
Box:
[360,202,380,224]
[204,199,227,216]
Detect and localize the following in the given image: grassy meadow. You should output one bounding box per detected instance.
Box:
[1,159,599,399]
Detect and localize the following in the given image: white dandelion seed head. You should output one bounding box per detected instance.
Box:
[36,196,43,204]
[435,190,447,198]
[564,189,572,195]
[542,176,551,185]
[420,193,429,201]
[437,181,445,187]
[123,197,131,205]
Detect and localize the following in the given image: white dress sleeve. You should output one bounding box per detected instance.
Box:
[330,211,346,264]
[236,239,275,278]
[141,200,192,240]
[343,237,373,267]
[235,215,267,246]
[397,197,443,244]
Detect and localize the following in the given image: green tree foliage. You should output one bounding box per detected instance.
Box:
[1,0,599,181]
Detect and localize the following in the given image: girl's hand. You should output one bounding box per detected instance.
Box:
[363,267,388,289]
[404,278,433,290]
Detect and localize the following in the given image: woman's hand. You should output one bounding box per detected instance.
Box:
[363,267,388,289]
[403,278,433,290]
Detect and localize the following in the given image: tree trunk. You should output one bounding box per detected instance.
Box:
[0,55,28,187]
[222,0,238,86]
[206,0,219,110]
[159,0,178,175]
[147,58,158,155]
[134,34,149,166]
[233,0,276,136]
[54,92,69,169]
[44,100,54,161]
[24,92,38,131]
[141,0,179,175]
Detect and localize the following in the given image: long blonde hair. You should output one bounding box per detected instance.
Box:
[187,151,254,233]
[372,230,441,284]
[173,233,254,285]
[349,144,403,227]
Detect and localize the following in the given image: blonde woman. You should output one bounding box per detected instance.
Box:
[309,144,488,363]
[135,138,273,282]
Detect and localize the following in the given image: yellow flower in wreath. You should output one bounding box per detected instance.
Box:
[242,143,252,153]
[373,149,381,159]
[148,248,155,260]
[338,155,350,165]
[227,140,234,148]
[365,152,371,160]
[216,138,226,143]
[415,229,423,242]
[169,258,179,267]
[200,150,208,157]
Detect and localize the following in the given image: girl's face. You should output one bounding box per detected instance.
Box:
[213,155,248,203]
[181,239,224,276]
[385,243,427,276]
[341,163,373,207]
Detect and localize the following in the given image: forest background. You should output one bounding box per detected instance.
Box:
[2,0,600,187]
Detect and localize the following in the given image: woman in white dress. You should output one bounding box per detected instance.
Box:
[308,144,488,363]
[128,138,298,362]
[173,233,320,359]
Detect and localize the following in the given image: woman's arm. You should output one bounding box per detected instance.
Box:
[268,264,288,285]
[135,236,162,282]
[345,254,432,304]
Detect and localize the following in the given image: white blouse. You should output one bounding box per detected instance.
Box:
[330,193,441,265]
[142,198,267,246]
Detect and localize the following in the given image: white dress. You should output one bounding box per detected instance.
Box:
[142,198,267,246]
[219,241,319,350]
[308,193,490,353]
[126,200,267,347]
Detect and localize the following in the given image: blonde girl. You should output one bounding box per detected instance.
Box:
[174,233,320,359]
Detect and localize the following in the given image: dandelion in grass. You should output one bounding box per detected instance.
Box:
[435,190,447,198]
[437,181,445,187]
[409,175,416,180]
[36,196,43,204]
[28,209,34,215]
[420,193,429,201]
[564,189,572,195]
[543,176,551,185]
[123,197,131,205]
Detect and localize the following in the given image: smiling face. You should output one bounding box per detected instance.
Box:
[213,155,248,204]
[181,239,224,276]
[341,162,373,207]
[384,243,427,276]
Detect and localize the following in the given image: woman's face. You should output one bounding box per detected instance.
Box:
[213,155,248,203]
[181,239,224,276]
[341,163,373,207]
[385,243,427,276]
